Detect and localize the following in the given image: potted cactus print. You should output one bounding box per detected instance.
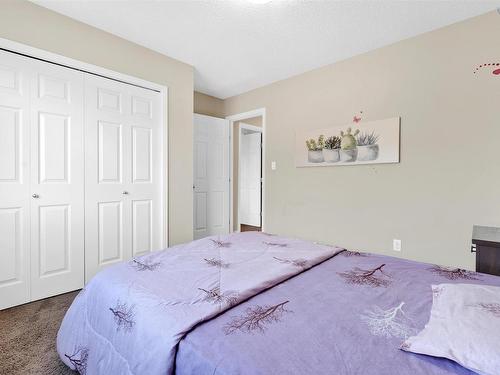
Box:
[356,131,380,161]
[339,127,359,162]
[323,136,341,163]
[295,117,400,167]
[305,135,325,163]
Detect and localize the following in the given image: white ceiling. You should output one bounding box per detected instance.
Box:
[33,0,500,99]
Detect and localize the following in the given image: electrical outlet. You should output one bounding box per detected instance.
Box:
[393,239,401,252]
[271,161,277,170]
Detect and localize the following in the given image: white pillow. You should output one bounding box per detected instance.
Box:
[402,283,500,375]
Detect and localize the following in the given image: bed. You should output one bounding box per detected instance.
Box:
[57,232,500,374]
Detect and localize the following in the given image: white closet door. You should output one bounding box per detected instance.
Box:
[29,59,85,301]
[193,114,230,240]
[0,51,31,309]
[85,75,162,281]
[239,131,262,227]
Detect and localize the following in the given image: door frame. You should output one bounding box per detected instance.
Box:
[237,123,262,231]
[226,108,266,233]
[0,37,169,248]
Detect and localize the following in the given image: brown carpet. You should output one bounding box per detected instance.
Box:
[240,224,261,232]
[0,291,79,375]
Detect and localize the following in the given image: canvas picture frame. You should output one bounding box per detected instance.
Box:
[295,117,400,167]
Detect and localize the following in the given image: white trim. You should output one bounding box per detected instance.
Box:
[237,123,263,231]
[227,108,266,233]
[239,122,262,133]
[0,37,165,92]
[226,108,266,122]
[0,37,169,247]
[161,87,169,247]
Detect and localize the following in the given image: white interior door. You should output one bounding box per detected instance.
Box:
[0,51,31,309]
[239,129,262,227]
[85,75,162,281]
[193,114,230,239]
[29,58,85,300]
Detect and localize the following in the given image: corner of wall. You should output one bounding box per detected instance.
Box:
[194,91,225,118]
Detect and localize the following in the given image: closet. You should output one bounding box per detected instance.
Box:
[0,49,164,309]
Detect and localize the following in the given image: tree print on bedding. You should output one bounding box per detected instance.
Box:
[470,302,500,318]
[337,263,391,287]
[130,258,162,272]
[198,287,239,306]
[65,347,89,375]
[341,250,368,257]
[204,257,230,268]
[224,301,291,334]
[210,238,231,248]
[273,257,308,269]
[263,241,288,247]
[360,302,415,339]
[109,301,136,332]
[428,265,479,280]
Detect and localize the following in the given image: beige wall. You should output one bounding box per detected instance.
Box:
[232,117,262,230]
[225,11,500,270]
[194,91,225,118]
[3,2,498,268]
[0,1,194,245]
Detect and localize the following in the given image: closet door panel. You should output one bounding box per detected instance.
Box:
[99,121,123,183]
[98,201,124,264]
[0,206,28,309]
[0,107,21,181]
[132,199,153,256]
[128,85,162,255]
[29,60,85,301]
[85,75,162,281]
[85,75,132,280]
[38,204,70,276]
[38,112,70,183]
[0,51,31,310]
[132,126,152,183]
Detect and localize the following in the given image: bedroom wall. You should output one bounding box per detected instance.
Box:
[0,1,194,245]
[224,10,500,270]
[194,91,225,118]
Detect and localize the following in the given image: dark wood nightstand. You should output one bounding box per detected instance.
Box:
[472,226,500,277]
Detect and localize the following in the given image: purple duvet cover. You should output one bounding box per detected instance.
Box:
[57,232,339,374]
[58,232,500,375]
[177,248,500,375]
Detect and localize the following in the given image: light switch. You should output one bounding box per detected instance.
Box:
[393,239,401,252]
[271,161,277,170]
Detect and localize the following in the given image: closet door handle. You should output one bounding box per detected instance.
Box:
[32,194,39,199]
[122,191,129,195]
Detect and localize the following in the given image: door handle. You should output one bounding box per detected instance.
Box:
[32,194,39,199]
[122,191,129,195]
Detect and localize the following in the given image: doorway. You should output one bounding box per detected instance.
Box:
[227,108,266,233]
[238,123,262,231]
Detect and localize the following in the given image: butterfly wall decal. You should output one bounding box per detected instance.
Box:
[353,110,363,123]
[473,62,500,76]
